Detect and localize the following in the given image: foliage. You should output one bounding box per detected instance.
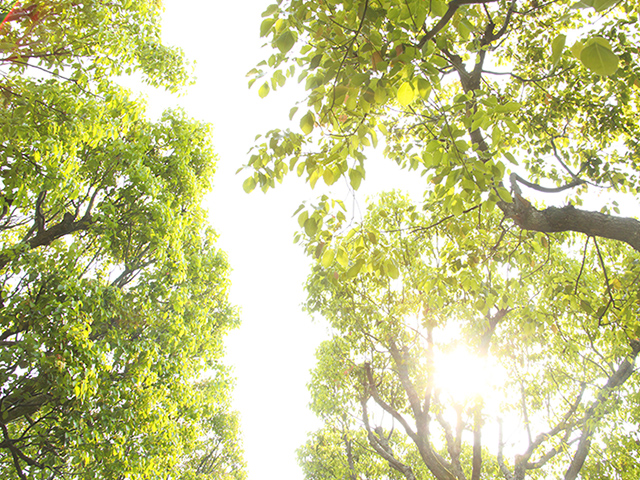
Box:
[246,0,640,479]
[0,1,245,478]
[299,192,640,480]
[0,0,190,91]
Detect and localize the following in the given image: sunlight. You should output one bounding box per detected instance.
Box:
[434,347,507,407]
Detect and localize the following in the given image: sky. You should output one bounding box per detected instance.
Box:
[152,2,326,479]
[141,1,421,479]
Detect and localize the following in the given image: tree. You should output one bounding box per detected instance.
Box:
[299,192,640,480]
[246,0,640,478]
[0,0,189,90]
[0,1,245,478]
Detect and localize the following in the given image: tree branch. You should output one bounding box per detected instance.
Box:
[363,362,419,442]
[564,340,640,480]
[417,0,499,48]
[0,212,93,270]
[499,200,640,253]
[497,418,514,480]
[388,338,424,422]
[387,329,456,480]
[360,397,419,480]
[471,406,482,480]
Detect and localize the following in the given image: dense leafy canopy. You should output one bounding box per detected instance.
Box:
[0,0,189,90]
[247,0,640,479]
[300,192,640,480]
[0,1,244,478]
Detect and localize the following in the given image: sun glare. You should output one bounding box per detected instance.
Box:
[434,347,507,407]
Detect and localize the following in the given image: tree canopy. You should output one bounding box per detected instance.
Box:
[0,1,245,478]
[247,0,640,479]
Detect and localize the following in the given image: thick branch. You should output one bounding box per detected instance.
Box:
[364,363,419,442]
[388,339,424,422]
[343,433,358,480]
[436,409,466,480]
[417,0,499,48]
[479,308,509,354]
[471,406,482,480]
[500,200,640,253]
[564,340,640,480]
[361,398,418,480]
[497,419,514,480]
[0,213,93,270]
[1,392,53,425]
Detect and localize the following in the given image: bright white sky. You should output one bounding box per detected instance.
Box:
[154,2,326,479]
[141,2,420,479]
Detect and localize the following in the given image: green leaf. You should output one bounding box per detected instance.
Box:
[345,259,364,279]
[262,3,278,16]
[550,34,566,67]
[417,78,431,99]
[397,82,415,106]
[571,0,596,8]
[492,126,502,146]
[572,0,619,10]
[321,248,335,267]
[0,42,16,52]
[497,187,513,203]
[258,82,270,98]
[571,41,584,59]
[336,248,349,269]
[349,169,362,190]
[592,0,619,10]
[243,176,257,193]
[300,111,315,135]
[384,260,399,279]
[260,18,276,37]
[323,169,335,185]
[304,218,318,236]
[297,210,309,228]
[580,37,619,76]
[275,31,296,54]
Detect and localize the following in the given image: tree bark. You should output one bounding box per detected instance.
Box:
[0,213,92,270]
[500,199,640,253]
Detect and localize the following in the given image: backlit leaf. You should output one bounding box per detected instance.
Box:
[397,82,415,106]
[300,111,315,135]
[243,176,256,193]
[321,248,335,267]
[550,34,566,67]
[275,31,296,54]
[258,82,270,98]
[580,37,619,76]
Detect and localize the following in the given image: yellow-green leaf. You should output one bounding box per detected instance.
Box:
[580,37,619,76]
[497,186,513,203]
[275,31,296,54]
[345,259,364,279]
[260,18,276,37]
[243,176,256,193]
[323,169,335,185]
[384,260,400,279]
[258,82,270,98]
[349,169,362,190]
[304,218,318,236]
[336,247,349,269]
[550,34,566,67]
[300,111,314,135]
[321,248,335,267]
[397,82,415,106]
